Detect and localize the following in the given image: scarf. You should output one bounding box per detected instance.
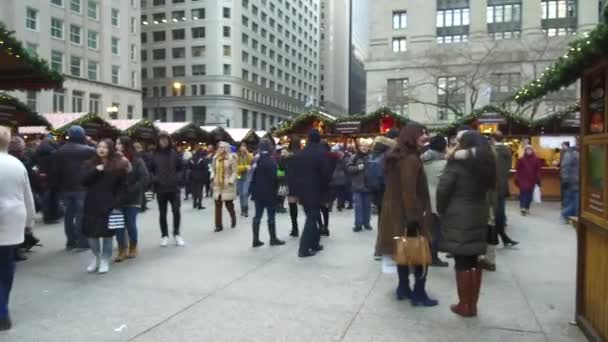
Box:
[215,153,226,188]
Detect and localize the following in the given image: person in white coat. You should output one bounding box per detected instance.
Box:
[0,126,36,330]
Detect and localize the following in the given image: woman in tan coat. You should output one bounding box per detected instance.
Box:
[212,142,238,232]
[377,123,438,307]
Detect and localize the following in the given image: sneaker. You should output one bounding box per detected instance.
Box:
[160,236,169,247]
[98,259,110,274]
[175,235,185,247]
[86,257,99,273]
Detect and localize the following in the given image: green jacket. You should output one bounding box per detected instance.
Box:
[437,160,488,256]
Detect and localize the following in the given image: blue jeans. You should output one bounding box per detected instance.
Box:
[562,185,579,219]
[353,191,372,228]
[0,246,16,319]
[116,207,139,249]
[63,192,86,248]
[252,200,276,227]
[519,189,533,210]
[88,238,113,260]
[236,178,250,211]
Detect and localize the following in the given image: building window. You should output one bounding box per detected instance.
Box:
[153,31,166,42]
[51,0,63,7]
[192,64,206,76]
[111,37,119,55]
[130,17,137,33]
[242,69,249,81]
[70,0,81,13]
[130,44,136,60]
[491,73,521,102]
[173,65,185,77]
[86,30,97,49]
[154,108,167,122]
[153,67,166,79]
[437,76,466,120]
[173,107,186,121]
[191,84,198,96]
[436,8,470,27]
[51,18,64,39]
[112,65,120,84]
[392,37,407,52]
[51,51,63,72]
[87,0,99,20]
[26,91,37,111]
[192,8,204,20]
[173,0,184,3]
[487,3,522,23]
[172,29,185,40]
[153,0,166,6]
[223,64,231,76]
[172,10,186,22]
[69,25,82,45]
[172,47,186,59]
[89,94,101,114]
[109,103,119,119]
[224,84,231,95]
[223,7,231,18]
[153,12,166,24]
[437,34,469,44]
[72,91,84,112]
[70,56,81,77]
[241,109,249,128]
[541,0,576,19]
[192,27,205,38]
[261,113,267,130]
[193,106,206,125]
[223,45,231,56]
[544,27,576,36]
[87,60,98,80]
[53,89,65,112]
[192,45,206,57]
[252,112,258,129]
[153,48,166,60]
[223,26,231,38]
[111,8,120,26]
[127,105,134,119]
[392,11,407,29]
[26,8,38,30]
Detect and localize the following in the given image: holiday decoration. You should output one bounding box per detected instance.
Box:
[0,92,50,128]
[0,23,64,91]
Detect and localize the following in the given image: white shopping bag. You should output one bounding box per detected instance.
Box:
[533,185,542,204]
[382,255,397,274]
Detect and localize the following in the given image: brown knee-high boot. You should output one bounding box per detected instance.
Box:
[215,200,223,232]
[470,268,482,316]
[225,200,237,228]
[451,270,475,317]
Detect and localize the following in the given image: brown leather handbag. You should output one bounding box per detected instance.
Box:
[393,235,432,267]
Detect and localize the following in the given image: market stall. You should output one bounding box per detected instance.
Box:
[43,112,119,140]
[155,122,209,147]
[225,128,259,146]
[109,119,158,143]
[512,14,608,339]
[0,92,50,130]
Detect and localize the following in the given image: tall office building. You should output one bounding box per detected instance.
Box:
[318,0,350,114]
[140,0,321,129]
[349,0,369,115]
[0,0,142,119]
[366,0,600,125]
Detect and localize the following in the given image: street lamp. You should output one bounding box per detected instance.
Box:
[106,105,119,119]
[173,81,183,97]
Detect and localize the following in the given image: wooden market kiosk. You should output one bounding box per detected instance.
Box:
[511,16,608,339]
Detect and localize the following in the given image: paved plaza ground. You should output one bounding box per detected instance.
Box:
[0,200,587,342]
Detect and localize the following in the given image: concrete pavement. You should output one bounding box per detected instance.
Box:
[1,200,586,342]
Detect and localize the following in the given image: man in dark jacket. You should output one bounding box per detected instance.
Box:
[189,147,210,210]
[348,142,372,232]
[149,132,184,247]
[249,139,286,247]
[289,129,330,258]
[492,132,518,246]
[34,136,61,223]
[53,126,95,249]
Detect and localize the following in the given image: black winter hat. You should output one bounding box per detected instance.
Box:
[308,129,321,143]
[385,128,399,139]
[429,135,447,152]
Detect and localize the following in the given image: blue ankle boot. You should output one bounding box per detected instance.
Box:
[396,285,412,300]
[410,277,438,307]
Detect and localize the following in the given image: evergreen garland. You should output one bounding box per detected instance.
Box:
[53,113,118,135]
[0,23,64,90]
[124,119,157,136]
[0,92,50,127]
[513,8,608,104]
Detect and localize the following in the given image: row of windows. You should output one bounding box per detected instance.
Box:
[242,69,313,103]
[242,88,302,113]
[44,1,133,29]
[242,0,318,35]
[141,8,207,25]
[142,106,206,124]
[49,50,136,87]
[241,32,317,72]
[242,109,282,130]
[242,10,318,49]
[487,4,522,24]
[51,88,134,119]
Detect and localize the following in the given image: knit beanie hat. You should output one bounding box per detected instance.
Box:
[67,125,86,143]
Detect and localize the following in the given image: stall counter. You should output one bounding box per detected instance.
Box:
[508,167,561,201]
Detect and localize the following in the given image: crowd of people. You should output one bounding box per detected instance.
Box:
[0,119,581,331]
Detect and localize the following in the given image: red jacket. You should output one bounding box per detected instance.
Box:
[515,154,542,191]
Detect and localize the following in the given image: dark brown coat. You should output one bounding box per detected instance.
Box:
[376,153,433,256]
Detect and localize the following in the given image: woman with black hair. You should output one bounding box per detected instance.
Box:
[282,137,301,237]
[82,139,129,274]
[437,130,496,317]
[114,136,149,261]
